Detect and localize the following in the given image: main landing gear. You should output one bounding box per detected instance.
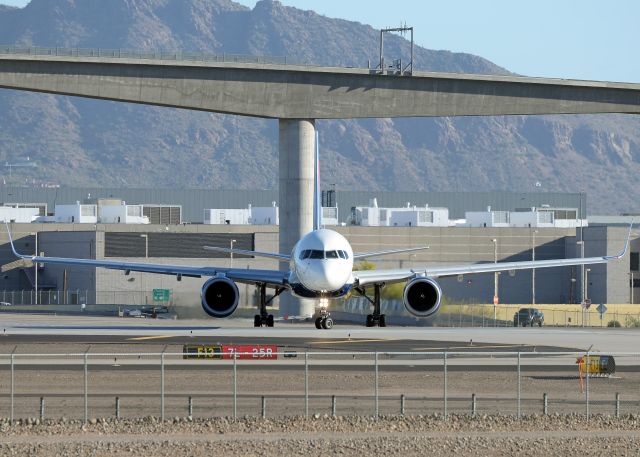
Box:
[315,298,334,330]
[355,284,387,327]
[254,284,285,328]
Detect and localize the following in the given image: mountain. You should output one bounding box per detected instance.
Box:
[0,0,638,214]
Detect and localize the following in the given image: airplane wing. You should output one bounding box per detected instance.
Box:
[354,225,632,287]
[353,246,429,260]
[203,245,290,262]
[5,225,288,287]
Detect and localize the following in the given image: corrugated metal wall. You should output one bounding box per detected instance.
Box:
[104,232,254,258]
[0,187,586,223]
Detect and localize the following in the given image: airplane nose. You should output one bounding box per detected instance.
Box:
[303,262,345,292]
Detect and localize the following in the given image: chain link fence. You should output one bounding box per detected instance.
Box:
[1,350,638,422]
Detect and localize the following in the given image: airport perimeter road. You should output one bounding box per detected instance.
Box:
[0,314,638,353]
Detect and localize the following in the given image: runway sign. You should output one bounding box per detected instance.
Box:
[222,345,278,360]
[576,355,616,375]
[182,344,223,359]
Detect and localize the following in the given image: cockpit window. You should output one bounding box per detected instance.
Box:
[309,250,324,259]
[301,249,348,260]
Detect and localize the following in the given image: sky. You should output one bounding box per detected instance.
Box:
[2,0,639,83]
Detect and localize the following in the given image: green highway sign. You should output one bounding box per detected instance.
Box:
[153,289,171,301]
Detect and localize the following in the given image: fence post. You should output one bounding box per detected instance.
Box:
[615,393,620,418]
[304,352,309,418]
[84,352,88,424]
[261,396,266,419]
[517,352,521,419]
[585,350,590,419]
[471,393,476,417]
[10,353,14,425]
[188,396,193,418]
[543,393,548,415]
[160,352,165,422]
[374,351,379,419]
[39,397,44,422]
[331,395,336,417]
[400,394,405,416]
[233,352,237,420]
[116,397,120,420]
[443,351,448,419]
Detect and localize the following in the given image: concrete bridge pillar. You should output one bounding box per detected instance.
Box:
[278,119,316,318]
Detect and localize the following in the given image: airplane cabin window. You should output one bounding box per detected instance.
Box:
[299,250,310,260]
[309,250,324,259]
[325,250,339,259]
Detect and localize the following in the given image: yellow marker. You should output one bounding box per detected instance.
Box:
[411,344,525,351]
[309,338,394,345]
[127,335,175,341]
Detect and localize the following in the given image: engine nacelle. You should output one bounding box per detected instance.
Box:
[201,277,239,318]
[403,277,442,318]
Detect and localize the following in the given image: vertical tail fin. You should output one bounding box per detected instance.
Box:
[313,131,322,231]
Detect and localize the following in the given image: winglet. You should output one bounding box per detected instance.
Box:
[4,222,30,260]
[605,221,633,260]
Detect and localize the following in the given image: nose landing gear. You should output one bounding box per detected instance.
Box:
[315,298,334,329]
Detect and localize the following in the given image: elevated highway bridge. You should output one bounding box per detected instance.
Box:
[1,46,640,315]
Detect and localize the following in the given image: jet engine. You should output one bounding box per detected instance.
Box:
[201,277,239,318]
[403,277,442,317]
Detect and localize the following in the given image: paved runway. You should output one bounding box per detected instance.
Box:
[0,313,637,353]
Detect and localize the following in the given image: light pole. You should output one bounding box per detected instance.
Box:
[585,268,591,302]
[492,239,498,304]
[579,193,585,306]
[230,239,236,268]
[585,268,591,327]
[491,238,498,324]
[140,234,148,304]
[140,234,148,259]
[577,240,585,305]
[31,232,38,305]
[532,229,538,305]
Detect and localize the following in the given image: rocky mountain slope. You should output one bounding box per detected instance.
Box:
[0,0,638,214]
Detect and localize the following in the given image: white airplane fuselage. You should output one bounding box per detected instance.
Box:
[288,229,354,299]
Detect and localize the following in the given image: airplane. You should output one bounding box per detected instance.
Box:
[4,136,632,330]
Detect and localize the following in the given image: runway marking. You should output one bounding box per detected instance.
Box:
[127,335,176,341]
[309,338,396,345]
[411,344,533,351]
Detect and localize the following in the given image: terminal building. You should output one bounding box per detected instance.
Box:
[0,188,635,317]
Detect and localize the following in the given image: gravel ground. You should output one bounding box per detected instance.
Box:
[0,414,639,456]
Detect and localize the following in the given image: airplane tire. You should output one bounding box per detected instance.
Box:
[266,314,274,327]
[254,315,261,328]
[323,317,333,329]
[365,314,373,327]
[315,317,323,329]
[379,315,386,327]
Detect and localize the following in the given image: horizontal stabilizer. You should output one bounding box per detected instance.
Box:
[203,246,290,262]
[354,246,429,260]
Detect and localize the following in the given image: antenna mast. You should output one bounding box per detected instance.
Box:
[378,23,414,75]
